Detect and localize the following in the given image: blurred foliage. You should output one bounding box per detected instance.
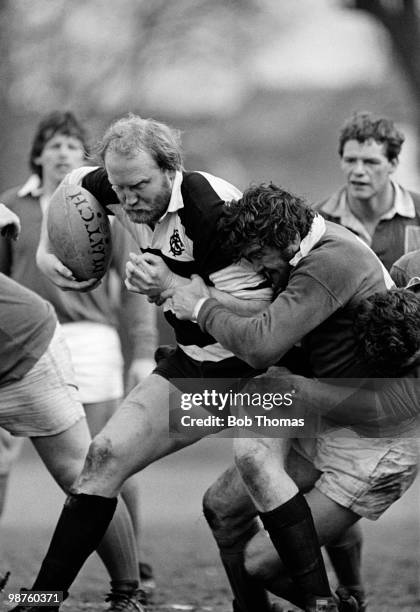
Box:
[0,0,418,193]
[7,0,286,116]
[342,0,420,107]
[5,0,419,119]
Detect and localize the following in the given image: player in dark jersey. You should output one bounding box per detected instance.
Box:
[11,115,290,612]
[391,249,420,289]
[166,183,418,612]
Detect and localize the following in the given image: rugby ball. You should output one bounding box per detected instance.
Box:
[47,183,112,281]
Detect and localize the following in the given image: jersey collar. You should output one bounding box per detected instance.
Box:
[289,214,326,267]
[156,170,184,224]
[17,174,43,198]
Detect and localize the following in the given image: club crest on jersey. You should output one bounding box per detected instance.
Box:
[169,228,185,256]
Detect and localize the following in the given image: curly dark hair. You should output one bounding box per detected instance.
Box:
[338,111,405,162]
[218,182,315,261]
[29,111,89,179]
[353,288,420,376]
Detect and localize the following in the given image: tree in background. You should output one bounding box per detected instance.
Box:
[342,0,420,145]
[7,0,262,117]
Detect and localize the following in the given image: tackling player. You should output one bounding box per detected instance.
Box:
[166,183,418,612]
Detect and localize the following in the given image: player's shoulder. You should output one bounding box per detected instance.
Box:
[392,249,420,274]
[181,171,241,206]
[317,221,362,254]
[302,222,381,282]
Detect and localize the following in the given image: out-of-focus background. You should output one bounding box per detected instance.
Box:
[1,0,420,199]
[1,2,420,610]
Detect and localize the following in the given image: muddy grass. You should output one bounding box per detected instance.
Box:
[2,440,419,611]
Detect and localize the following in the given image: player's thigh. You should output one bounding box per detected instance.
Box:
[90,373,204,480]
[286,445,323,492]
[31,417,92,491]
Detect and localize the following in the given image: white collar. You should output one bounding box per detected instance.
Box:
[327,180,415,222]
[383,181,416,219]
[156,170,184,223]
[289,214,326,267]
[17,174,43,197]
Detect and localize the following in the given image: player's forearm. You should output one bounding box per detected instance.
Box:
[208,287,270,315]
[197,299,282,368]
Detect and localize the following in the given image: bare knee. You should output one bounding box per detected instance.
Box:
[202,481,230,531]
[73,434,123,495]
[85,434,121,474]
[233,438,278,481]
[234,438,296,510]
[202,468,250,533]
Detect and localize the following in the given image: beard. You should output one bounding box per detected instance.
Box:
[124,176,172,226]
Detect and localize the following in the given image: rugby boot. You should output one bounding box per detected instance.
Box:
[104,586,146,612]
[305,596,339,612]
[336,586,366,612]
[305,591,358,611]
[267,590,359,612]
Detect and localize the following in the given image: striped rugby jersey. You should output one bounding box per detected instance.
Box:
[62,167,272,362]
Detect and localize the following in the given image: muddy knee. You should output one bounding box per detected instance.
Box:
[233,438,273,480]
[203,474,260,551]
[203,482,230,531]
[72,435,121,494]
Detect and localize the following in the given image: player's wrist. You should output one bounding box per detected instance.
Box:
[191,297,208,323]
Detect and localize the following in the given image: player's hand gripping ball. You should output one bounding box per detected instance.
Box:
[47,183,112,281]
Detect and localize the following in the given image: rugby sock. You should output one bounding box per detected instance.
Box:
[96,497,139,583]
[259,492,331,602]
[326,524,364,593]
[215,521,272,612]
[220,547,272,612]
[32,493,117,592]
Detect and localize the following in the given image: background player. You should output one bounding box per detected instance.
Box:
[0,203,147,612]
[0,112,158,608]
[314,111,420,270]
